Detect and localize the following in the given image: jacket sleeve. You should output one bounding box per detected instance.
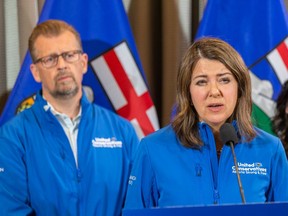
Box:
[0,133,34,215]
[124,138,158,209]
[267,138,288,201]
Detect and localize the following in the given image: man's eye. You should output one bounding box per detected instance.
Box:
[43,56,55,63]
[65,52,76,59]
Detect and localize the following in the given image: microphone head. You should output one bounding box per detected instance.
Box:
[220,123,239,145]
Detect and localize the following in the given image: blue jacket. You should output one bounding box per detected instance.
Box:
[0,91,139,216]
[124,123,288,209]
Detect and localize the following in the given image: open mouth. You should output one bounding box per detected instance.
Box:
[207,103,224,112]
[208,103,223,107]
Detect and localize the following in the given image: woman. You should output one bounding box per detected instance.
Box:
[124,37,288,209]
[272,80,288,158]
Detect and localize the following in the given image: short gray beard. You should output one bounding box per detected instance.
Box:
[51,70,79,100]
[51,85,79,100]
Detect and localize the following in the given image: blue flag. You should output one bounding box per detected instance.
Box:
[0,0,159,138]
[196,0,288,134]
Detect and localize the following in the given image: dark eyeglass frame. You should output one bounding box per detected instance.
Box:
[34,50,83,68]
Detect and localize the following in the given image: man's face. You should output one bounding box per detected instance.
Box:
[30,31,88,101]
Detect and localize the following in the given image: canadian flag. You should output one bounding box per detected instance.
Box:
[91,41,159,138]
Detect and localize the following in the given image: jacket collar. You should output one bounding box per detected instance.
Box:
[33,89,91,119]
[198,120,239,147]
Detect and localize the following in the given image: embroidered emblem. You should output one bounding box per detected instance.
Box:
[92,137,122,148]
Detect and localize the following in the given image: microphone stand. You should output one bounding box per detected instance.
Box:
[229,141,246,204]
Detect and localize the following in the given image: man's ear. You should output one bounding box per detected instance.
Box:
[81,53,88,74]
[30,64,41,83]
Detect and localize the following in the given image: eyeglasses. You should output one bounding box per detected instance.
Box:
[34,50,83,69]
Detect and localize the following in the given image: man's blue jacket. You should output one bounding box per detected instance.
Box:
[0,91,139,216]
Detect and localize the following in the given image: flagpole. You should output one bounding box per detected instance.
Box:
[191,0,200,41]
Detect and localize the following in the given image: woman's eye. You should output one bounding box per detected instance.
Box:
[195,80,207,86]
[219,77,230,83]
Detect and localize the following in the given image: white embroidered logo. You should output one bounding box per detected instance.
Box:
[92,137,122,148]
[128,175,136,185]
[232,162,267,175]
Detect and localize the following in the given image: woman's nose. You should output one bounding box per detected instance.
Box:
[209,83,221,97]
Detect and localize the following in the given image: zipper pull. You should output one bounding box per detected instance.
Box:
[195,163,202,176]
[214,189,220,204]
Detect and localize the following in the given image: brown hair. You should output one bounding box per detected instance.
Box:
[272,80,288,157]
[172,37,256,148]
[28,19,82,62]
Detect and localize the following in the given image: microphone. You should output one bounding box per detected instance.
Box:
[220,123,246,204]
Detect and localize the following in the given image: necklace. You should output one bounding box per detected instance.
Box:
[217,147,222,159]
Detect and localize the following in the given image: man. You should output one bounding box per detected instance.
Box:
[0,20,139,216]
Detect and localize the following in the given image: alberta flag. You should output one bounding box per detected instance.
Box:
[196,0,288,134]
[0,0,159,138]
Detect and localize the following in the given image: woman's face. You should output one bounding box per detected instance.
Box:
[190,58,238,132]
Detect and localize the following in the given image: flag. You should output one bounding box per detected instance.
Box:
[196,0,288,134]
[0,0,159,138]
